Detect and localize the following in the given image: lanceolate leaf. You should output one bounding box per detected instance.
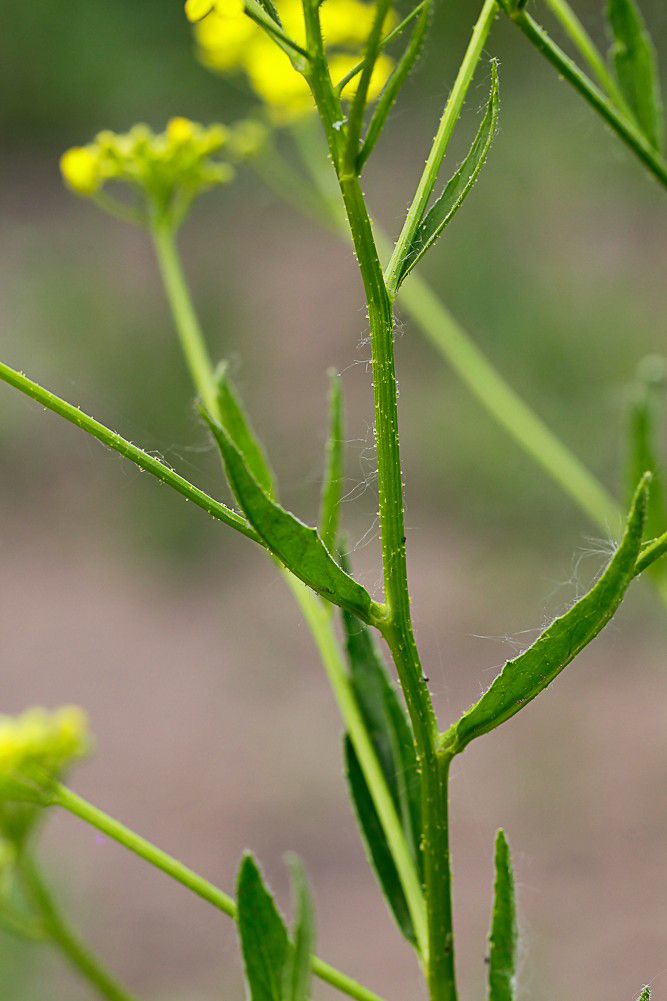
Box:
[203,410,374,620]
[215,363,276,498]
[342,609,422,945]
[237,854,290,1001]
[395,62,499,288]
[319,371,344,555]
[607,0,663,150]
[284,857,315,1001]
[446,474,649,754]
[488,830,517,1001]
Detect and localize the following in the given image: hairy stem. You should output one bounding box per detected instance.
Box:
[52,784,384,1001]
[21,857,139,1001]
[543,0,627,109]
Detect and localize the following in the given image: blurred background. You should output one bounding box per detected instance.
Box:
[1,0,667,998]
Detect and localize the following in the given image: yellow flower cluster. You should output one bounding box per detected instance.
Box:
[60,117,265,223]
[0,706,89,784]
[186,0,394,122]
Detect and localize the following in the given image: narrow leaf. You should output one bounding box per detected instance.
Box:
[446,474,649,754]
[237,854,290,1001]
[215,363,276,498]
[488,830,517,1001]
[203,410,374,620]
[319,371,344,555]
[607,0,663,150]
[341,607,422,944]
[358,4,431,170]
[637,988,651,1001]
[284,856,315,1001]
[626,355,666,543]
[345,736,417,945]
[395,61,499,288]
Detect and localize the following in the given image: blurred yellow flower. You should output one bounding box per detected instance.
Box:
[60,147,102,195]
[188,0,395,122]
[0,706,89,784]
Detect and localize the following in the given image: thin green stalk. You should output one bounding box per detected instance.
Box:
[151,201,425,953]
[150,221,218,415]
[335,0,430,97]
[21,857,139,1001]
[0,360,258,542]
[385,0,498,297]
[543,0,627,108]
[52,784,385,1001]
[282,572,427,955]
[300,12,457,996]
[511,10,667,187]
[342,0,393,175]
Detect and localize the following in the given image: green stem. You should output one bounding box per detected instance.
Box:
[512,10,667,188]
[300,10,457,994]
[385,0,498,297]
[542,0,627,109]
[52,784,384,1001]
[0,360,258,542]
[150,221,218,415]
[21,856,139,1001]
[342,0,393,175]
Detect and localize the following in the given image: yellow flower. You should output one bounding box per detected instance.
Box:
[0,706,89,785]
[60,147,102,195]
[189,0,395,122]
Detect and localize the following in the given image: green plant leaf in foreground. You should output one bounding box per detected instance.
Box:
[637,987,651,1001]
[393,61,499,290]
[284,856,315,1001]
[342,610,421,946]
[237,854,290,1001]
[443,474,650,755]
[487,830,517,1001]
[215,363,277,498]
[607,0,663,150]
[202,410,376,622]
[319,371,344,556]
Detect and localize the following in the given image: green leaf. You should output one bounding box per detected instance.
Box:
[395,61,499,288]
[607,0,663,150]
[357,3,431,171]
[627,355,666,543]
[319,371,344,555]
[445,474,650,754]
[637,988,651,1001]
[284,857,315,1001]
[488,830,517,1001]
[237,854,290,1001]
[202,410,374,621]
[341,608,422,945]
[215,363,276,498]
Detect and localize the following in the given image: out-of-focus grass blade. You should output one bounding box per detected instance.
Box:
[444,474,649,754]
[284,857,315,1001]
[357,3,430,171]
[607,0,663,150]
[394,62,499,289]
[215,363,276,498]
[237,854,290,1001]
[487,830,517,1001]
[627,355,666,543]
[319,371,344,555]
[341,607,421,945]
[203,410,374,620]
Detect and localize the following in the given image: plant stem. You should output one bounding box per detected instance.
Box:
[385,0,498,297]
[52,784,385,1001]
[0,360,258,542]
[301,5,457,994]
[21,856,139,1001]
[542,0,627,109]
[150,221,218,415]
[511,10,667,187]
